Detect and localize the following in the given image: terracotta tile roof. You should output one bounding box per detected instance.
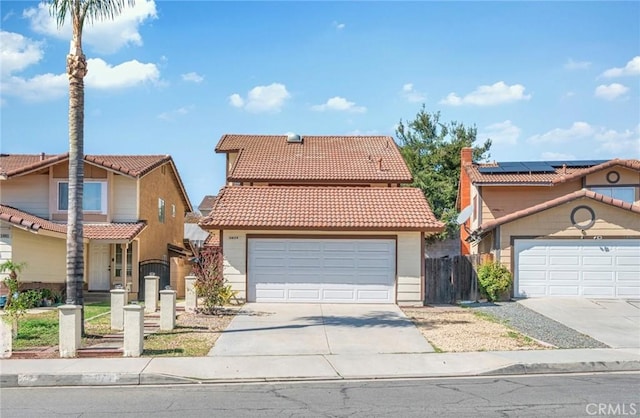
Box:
[0,205,146,240]
[216,134,413,182]
[204,232,220,246]
[200,186,444,232]
[1,153,193,212]
[0,153,69,178]
[474,189,640,234]
[184,212,203,224]
[466,159,640,185]
[198,195,217,212]
[84,155,172,178]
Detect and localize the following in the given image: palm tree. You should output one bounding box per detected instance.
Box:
[48,0,134,331]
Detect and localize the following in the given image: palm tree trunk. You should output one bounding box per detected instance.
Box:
[66,34,87,334]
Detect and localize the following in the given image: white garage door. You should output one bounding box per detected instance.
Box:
[515,239,640,298]
[248,238,396,303]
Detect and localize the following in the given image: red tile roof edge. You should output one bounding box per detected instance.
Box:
[84,154,172,178]
[1,153,69,178]
[475,189,640,233]
[551,159,640,184]
[0,205,147,240]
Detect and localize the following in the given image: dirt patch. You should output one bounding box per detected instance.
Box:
[401,306,550,352]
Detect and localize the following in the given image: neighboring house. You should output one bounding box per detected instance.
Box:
[197,195,217,217]
[199,134,444,305]
[0,153,193,298]
[458,147,640,299]
[184,210,219,250]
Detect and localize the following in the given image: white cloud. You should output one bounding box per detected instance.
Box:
[594,125,640,155]
[541,152,576,160]
[85,58,159,89]
[312,96,366,113]
[229,93,244,108]
[564,58,591,70]
[2,58,160,102]
[228,83,290,113]
[401,83,425,103]
[600,56,640,78]
[158,106,191,121]
[594,83,629,101]
[0,31,44,76]
[346,129,379,136]
[1,72,67,101]
[480,120,521,145]
[182,72,203,83]
[24,0,157,54]
[528,122,594,144]
[440,81,531,106]
[333,21,345,30]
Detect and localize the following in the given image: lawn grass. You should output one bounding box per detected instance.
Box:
[11,302,111,349]
[143,326,214,357]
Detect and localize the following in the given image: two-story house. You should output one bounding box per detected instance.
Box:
[199,134,444,305]
[0,153,192,299]
[458,147,640,299]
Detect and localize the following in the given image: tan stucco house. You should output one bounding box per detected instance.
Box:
[457,148,640,299]
[199,134,444,305]
[0,153,193,299]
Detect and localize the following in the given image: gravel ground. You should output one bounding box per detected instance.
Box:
[471,301,609,349]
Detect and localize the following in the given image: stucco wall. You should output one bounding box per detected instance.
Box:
[480,180,581,223]
[220,229,423,304]
[137,163,187,262]
[0,224,12,280]
[12,229,66,283]
[112,175,137,222]
[497,198,640,269]
[1,175,49,218]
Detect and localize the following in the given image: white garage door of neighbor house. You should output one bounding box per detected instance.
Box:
[248,238,396,303]
[515,239,640,298]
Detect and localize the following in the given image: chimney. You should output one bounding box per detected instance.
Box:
[40,152,45,161]
[459,147,473,255]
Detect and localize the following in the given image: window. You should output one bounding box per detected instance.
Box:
[158,198,165,223]
[58,181,106,213]
[115,245,133,277]
[590,187,636,204]
[171,204,176,218]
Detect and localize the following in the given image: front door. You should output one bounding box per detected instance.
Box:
[89,243,111,291]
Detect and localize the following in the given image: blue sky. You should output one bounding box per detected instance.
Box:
[1,1,639,208]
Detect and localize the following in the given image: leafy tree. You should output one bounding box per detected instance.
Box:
[396,107,491,239]
[48,0,134,332]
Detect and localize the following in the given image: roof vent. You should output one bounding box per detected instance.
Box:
[286,133,302,143]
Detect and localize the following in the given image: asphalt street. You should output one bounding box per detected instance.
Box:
[2,373,639,417]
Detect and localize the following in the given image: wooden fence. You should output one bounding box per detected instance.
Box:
[424,254,493,304]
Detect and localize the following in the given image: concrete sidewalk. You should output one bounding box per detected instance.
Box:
[2,348,639,388]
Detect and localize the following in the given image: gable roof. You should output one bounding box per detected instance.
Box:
[465,158,640,185]
[0,153,193,212]
[473,189,640,235]
[215,134,413,183]
[0,205,146,240]
[199,186,444,232]
[198,195,217,212]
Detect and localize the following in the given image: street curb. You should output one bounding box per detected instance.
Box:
[2,361,639,388]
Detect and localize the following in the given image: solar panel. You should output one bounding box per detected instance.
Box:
[478,159,608,175]
[548,160,607,168]
[478,166,504,174]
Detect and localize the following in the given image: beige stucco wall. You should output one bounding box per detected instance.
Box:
[496,198,640,270]
[584,166,639,187]
[480,180,581,223]
[220,229,423,304]
[111,175,137,222]
[12,228,66,283]
[137,163,187,262]
[1,175,49,218]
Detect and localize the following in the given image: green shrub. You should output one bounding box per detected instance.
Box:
[192,247,237,314]
[477,261,512,302]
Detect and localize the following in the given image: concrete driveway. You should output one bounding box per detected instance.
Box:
[209,303,434,356]
[519,298,640,349]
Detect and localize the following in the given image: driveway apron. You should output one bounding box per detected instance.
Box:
[519,298,640,349]
[209,303,434,356]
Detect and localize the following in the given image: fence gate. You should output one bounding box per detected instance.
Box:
[138,259,170,299]
[424,254,491,304]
